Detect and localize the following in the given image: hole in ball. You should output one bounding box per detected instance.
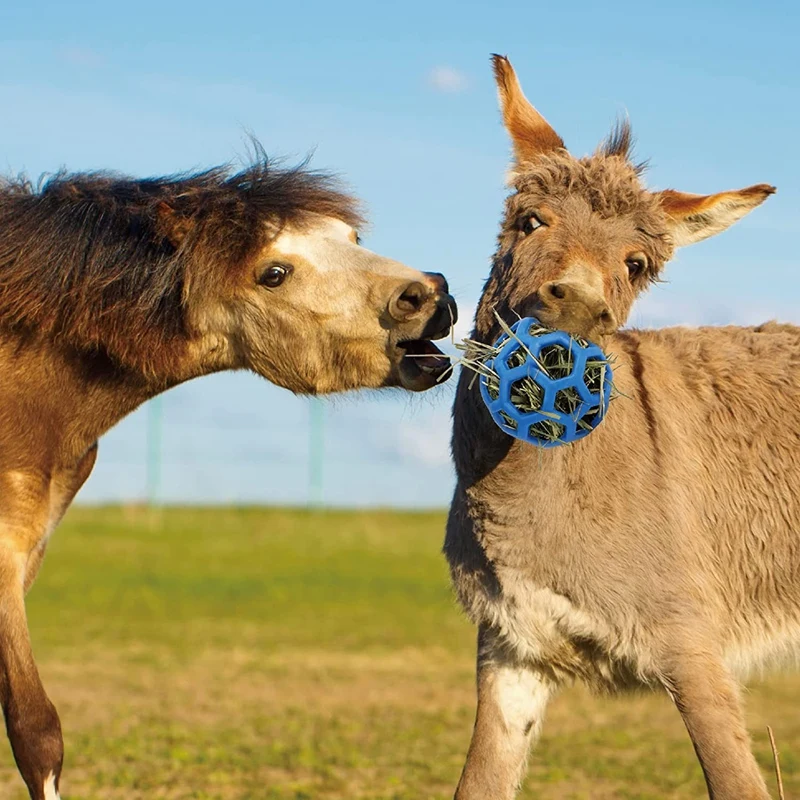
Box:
[554,387,582,415]
[539,344,574,379]
[583,360,607,395]
[499,411,518,431]
[506,347,527,370]
[528,420,566,443]
[510,378,545,413]
[577,407,601,432]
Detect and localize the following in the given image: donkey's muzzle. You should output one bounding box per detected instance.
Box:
[535,280,616,338]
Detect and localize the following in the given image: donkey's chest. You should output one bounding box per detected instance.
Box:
[446,481,660,686]
[463,563,631,686]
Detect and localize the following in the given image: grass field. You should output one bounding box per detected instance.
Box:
[0,507,797,799]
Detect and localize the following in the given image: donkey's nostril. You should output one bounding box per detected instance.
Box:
[391,281,428,319]
[599,308,617,331]
[538,279,617,335]
[547,283,567,300]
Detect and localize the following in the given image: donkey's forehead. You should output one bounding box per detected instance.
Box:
[509,152,657,221]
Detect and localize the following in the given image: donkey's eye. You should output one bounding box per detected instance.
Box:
[258,263,292,288]
[625,256,647,281]
[521,214,545,236]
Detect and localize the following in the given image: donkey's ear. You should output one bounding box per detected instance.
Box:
[491,54,565,166]
[655,184,775,248]
[156,202,193,249]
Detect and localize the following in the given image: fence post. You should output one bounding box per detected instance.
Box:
[308,398,324,507]
[146,395,163,506]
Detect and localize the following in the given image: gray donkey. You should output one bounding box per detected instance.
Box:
[447,55,782,800]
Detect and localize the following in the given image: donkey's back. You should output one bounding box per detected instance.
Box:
[628,323,800,676]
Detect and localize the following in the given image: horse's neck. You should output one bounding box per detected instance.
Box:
[0,334,175,470]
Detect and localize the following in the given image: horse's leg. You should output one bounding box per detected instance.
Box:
[0,572,62,800]
[454,626,557,800]
[0,443,100,799]
[0,470,67,800]
[661,648,769,800]
[24,443,98,593]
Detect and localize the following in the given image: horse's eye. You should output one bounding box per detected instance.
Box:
[355,233,362,246]
[521,214,545,236]
[259,263,292,288]
[625,255,647,281]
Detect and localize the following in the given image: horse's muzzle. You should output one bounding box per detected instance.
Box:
[391,287,458,391]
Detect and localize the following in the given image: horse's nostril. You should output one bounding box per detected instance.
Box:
[425,272,449,295]
[392,281,428,318]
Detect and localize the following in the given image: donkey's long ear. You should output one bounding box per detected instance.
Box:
[655,184,775,248]
[491,54,564,165]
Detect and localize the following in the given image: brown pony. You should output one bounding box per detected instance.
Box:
[447,56,783,799]
[0,151,456,800]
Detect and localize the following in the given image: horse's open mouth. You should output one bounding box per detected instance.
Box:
[397,339,452,391]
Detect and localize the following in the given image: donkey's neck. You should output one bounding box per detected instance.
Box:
[452,327,636,498]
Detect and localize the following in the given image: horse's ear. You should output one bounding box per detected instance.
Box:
[491,54,565,166]
[655,184,775,248]
[157,202,193,249]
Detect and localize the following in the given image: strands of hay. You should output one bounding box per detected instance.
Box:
[401,309,621,446]
[453,312,620,446]
[767,726,786,800]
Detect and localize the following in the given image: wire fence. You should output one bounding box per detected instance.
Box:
[78,370,456,509]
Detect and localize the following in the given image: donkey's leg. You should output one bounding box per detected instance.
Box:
[24,443,98,593]
[662,649,769,800]
[454,626,557,800]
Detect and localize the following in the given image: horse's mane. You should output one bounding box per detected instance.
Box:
[0,148,363,374]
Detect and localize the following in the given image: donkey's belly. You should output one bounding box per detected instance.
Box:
[721,607,800,680]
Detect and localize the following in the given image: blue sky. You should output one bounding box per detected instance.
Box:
[3,0,798,506]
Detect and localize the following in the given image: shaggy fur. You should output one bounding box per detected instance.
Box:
[479,146,671,334]
[448,56,778,800]
[0,155,362,374]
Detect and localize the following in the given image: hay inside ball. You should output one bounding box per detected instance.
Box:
[475,317,614,448]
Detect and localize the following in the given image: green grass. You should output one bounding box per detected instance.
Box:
[0,507,796,798]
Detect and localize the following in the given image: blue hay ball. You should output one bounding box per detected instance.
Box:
[479,318,613,448]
